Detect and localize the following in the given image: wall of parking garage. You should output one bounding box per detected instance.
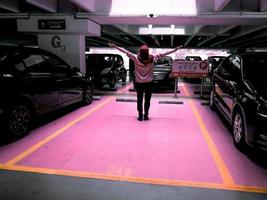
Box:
[39,34,86,72]
[17,15,100,73]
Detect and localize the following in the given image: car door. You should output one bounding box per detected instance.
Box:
[213,57,232,118]
[116,55,125,80]
[43,54,83,105]
[221,56,242,117]
[214,56,241,119]
[20,53,59,111]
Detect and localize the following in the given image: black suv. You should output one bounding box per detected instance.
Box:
[86,54,127,88]
[0,46,93,137]
[210,53,267,151]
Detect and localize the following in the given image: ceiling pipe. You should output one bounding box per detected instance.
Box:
[0,13,29,19]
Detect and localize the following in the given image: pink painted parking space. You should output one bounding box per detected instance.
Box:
[193,101,267,187]
[1,82,267,189]
[0,96,111,164]
[183,83,267,187]
[15,98,222,184]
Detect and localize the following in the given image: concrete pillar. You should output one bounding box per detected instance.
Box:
[38,34,86,72]
[260,0,267,11]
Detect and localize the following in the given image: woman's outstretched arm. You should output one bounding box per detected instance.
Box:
[159,45,183,57]
[108,42,136,61]
[108,42,129,55]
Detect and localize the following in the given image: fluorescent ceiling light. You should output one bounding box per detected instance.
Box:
[109,0,197,15]
[139,25,185,35]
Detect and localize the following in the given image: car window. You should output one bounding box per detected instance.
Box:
[23,55,48,74]
[219,58,231,75]
[104,56,113,68]
[43,55,70,75]
[4,57,26,74]
[243,54,267,89]
[9,53,51,76]
[0,51,25,73]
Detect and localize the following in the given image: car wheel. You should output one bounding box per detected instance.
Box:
[232,110,246,150]
[82,85,93,105]
[209,88,215,110]
[7,104,32,137]
[109,76,116,88]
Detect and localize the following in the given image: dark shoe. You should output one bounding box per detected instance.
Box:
[144,115,149,121]
[138,115,143,121]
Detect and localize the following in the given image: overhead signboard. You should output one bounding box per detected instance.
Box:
[171,60,209,78]
[38,19,66,30]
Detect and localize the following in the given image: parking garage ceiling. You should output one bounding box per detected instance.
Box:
[1,0,267,49]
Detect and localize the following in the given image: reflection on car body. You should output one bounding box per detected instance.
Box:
[153,56,174,88]
[207,56,226,78]
[210,53,267,151]
[0,45,93,137]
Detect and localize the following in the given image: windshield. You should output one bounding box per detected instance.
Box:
[154,57,172,68]
[0,52,7,65]
[243,54,267,89]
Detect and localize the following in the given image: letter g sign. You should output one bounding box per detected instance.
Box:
[51,35,66,52]
[51,36,61,48]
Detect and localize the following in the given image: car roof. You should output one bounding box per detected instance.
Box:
[86,53,122,57]
[0,45,50,54]
[228,52,267,59]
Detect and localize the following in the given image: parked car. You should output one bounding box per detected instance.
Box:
[185,56,202,61]
[0,45,93,137]
[153,56,175,88]
[210,53,267,151]
[86,53,127,88]
[207,56,226,77]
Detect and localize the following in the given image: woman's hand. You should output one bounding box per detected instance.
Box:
[108,42,116,47]
[175,45,183,50]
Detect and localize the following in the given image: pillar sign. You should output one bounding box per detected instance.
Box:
[38,19,66,30]
[17,15,100,35]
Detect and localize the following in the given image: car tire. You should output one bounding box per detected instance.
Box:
[6,103,32,137]
[209,88,215,110]
[109,76,116,88]
[82,85,93,105]
[232,110,246,150]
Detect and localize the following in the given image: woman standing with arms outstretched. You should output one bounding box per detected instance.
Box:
[108,42,182,121]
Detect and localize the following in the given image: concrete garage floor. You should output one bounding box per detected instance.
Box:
[0,82,267,200]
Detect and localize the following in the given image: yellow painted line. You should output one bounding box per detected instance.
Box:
[6,97,114,166]
[6,83,133,166]
[182,85,235,186]
[0,164,267,194]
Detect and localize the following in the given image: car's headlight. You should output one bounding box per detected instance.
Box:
[257,101,267,117]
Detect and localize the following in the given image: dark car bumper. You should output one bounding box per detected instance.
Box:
[101,73,113,83]
[153,72,174,85]
[247,112,267,151]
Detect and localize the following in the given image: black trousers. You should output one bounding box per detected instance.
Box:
[135,82,153,116]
